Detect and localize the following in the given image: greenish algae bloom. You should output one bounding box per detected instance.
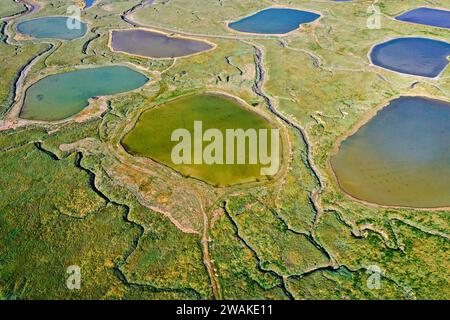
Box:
[122,93,280,186]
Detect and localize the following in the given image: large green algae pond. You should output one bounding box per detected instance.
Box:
[122,93,281,186]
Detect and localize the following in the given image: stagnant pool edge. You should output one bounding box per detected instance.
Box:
[327,94,450,211]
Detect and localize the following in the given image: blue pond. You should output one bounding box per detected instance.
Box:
[17,16,87,40]
[396,7,450,29]
[370,37,450,78]
[83,0,96,8]
[228,8,320,35]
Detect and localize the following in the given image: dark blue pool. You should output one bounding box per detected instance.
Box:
[83,0,96,8]
[396,7,450,29]
[228,8,320,35]
[370,37,450,78]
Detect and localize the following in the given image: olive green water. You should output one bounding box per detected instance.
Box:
[20,66,148,121]
[331,96,450,208]
[122,93,280,186]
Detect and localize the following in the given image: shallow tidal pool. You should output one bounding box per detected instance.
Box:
[396,7,450,29]
[370,37,450,78]
[17,16,88,40]
[331,96,450,208]
[228,8,320,35]
[20,66,149,121]
[110,29,214,59]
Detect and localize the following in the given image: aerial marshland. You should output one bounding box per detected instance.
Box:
[0,0,449,301]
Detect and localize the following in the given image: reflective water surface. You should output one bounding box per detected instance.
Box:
[331,96,450,208]
[228,8,320,35]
